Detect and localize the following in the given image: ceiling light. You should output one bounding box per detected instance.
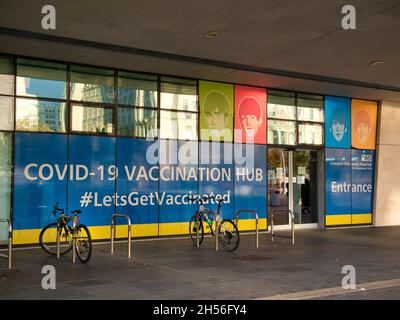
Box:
[369,61,384,66]
[204,31,221,39]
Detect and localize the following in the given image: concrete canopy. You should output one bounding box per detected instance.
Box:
[0,0,400,101]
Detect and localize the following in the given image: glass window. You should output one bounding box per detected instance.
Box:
[268,119,296,145]
[0,132,12,242]
[118,72,157,107]
[0,55,14,96]
[71,104,114,134]
[268,90,296,120]
[297,93,324,122]
[160,77,197,111]
[0,96,14,130]
[16,98,67,133]
[118,107,157,138]
[16,58,67,99]
[298,123,323,145]
[70,65,115,104]
[160,110,197,140]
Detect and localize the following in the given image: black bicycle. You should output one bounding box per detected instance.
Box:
[39,202,92,263]
[188,195,240,252]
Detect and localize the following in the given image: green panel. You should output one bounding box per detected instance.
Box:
[199,80,233,141]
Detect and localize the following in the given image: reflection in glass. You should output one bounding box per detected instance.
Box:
[71,104,114,134]
[16,58,67,99]
[267,90,296,120]
[0,96,14,130]
[297,107,324,122]
[16,98,67,133]
[160,110,197,140]
[268,120,296,145]
[298,123,323,145]
[0,55,14,96]
[118,107,157,138]
[160,77,197,111]
[297,93,324,122]
[0,132,12,241]
[70,65,115,104]
[118,72,157,107]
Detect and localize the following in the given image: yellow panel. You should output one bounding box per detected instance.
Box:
[352,213,372,225]
[326,214,352,226]
[13,223,159,245]
[236,218,267,231]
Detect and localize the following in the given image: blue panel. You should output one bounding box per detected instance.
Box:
[116,138,159,224]
[67,135,116,227]
[199,142,234,219]
[325,148,351,215]
[159,140,198,223]
[325,96,351,148]
[234,144,267,220]
[351,149,375,214]
[13,133,68,230]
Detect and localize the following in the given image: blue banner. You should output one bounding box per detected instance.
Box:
[13,133,68,230]
[325,96,351,148]
[116,138,159,224]
[234,144,267,220]
[325,148,351,215]
[351,149,375,214]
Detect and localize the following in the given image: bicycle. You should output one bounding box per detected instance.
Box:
[188,195,240,252]
[39,202,92,263]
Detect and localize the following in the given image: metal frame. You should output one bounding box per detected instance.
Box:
[270,209,295,245]
[195,211,220,252]
[110,214,132,259]
[0,219,12,269]
[235,210,259,248]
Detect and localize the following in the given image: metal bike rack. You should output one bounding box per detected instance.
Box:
[270,209,295,245]
[235,210,259,248]
[55,218,77,263]
[0,219,12,269]
[110,214,132,259]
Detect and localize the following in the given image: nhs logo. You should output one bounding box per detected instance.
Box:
[361,154,373,162]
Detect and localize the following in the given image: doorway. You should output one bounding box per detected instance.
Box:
[267,148,320,227]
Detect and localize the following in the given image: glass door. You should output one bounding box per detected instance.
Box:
[268,148,319,227]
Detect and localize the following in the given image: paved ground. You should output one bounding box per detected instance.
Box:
[1,226,400,300]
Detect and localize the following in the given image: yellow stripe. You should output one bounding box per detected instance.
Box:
[326,214,352,226]
[13,219,267,245]
[352,213,372,225]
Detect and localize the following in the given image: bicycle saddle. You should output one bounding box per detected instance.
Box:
[72,209,82,215]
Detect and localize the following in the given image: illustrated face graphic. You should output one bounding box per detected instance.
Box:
[355,110,372,144]
[239,97,262,138]
[329,107,348,142]
[331,120,346,141]
[203,91,230,130]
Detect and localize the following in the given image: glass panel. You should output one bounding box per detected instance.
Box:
[267,120,296,145]
[118,107,157,138]
[297,93,324,122]
[293,150,318,224]
[298,123,323,145]
[268,149,289,225]
[0,96,14,130]
[160,77,197,111]
[71,104,114,134]
[16,58,67,99]
[0,132,12,242]
[0,55,14,95]
[267,90,296,120]
[118,72,157,107]
[160,110,197,140]
[70,65,115,103]
[16,98,67,132]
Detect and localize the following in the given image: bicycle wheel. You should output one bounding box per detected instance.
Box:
[74,224,92,264]
[189,214,204,246]
[218,219,240,252]
[39,222,73,256]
